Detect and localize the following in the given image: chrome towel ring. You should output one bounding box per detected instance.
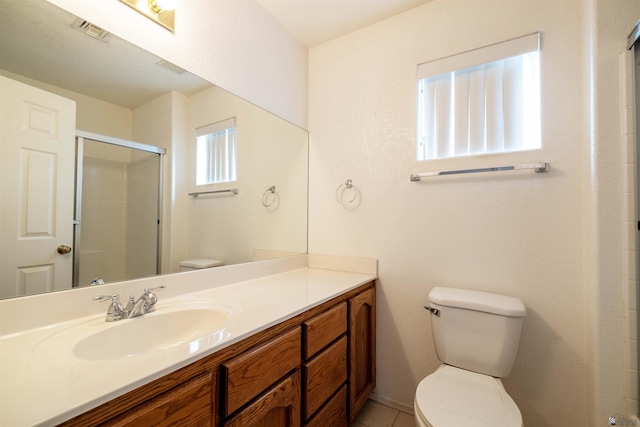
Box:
[262,186,278,207]
[336,179,360,207]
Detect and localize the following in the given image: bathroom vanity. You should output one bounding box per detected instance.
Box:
[0,254,376,426]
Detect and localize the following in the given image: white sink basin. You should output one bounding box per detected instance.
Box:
[33,305,234,362]
[73,308,231,360]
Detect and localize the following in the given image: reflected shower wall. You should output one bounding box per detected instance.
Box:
[76,138,160,286]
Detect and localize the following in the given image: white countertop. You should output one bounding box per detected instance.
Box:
[0,254,377,426]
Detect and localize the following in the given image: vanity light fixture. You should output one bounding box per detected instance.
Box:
[119,0,176,32]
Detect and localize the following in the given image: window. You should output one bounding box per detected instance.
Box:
[417,33,541,160]
[196,117,237,185]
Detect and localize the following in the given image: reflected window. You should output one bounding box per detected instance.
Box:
[196,117,237,185]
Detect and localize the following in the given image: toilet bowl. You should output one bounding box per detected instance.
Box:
[179,258,224,272]
[414,365,522,427]
[414,287,526,427]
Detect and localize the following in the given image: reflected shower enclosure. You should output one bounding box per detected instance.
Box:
[74,134,163,287]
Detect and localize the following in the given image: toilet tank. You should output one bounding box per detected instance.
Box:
[179,258,224,272]
[428,287,526,378]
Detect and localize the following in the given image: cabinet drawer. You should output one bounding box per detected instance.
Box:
[303,301,347,359]
[222,327,301,416]
[305,385,347,427]
[105,372,213,426]
[303,335,347,419]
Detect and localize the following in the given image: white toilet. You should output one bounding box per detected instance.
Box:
[414,287,527,427]
[179,258,224,272]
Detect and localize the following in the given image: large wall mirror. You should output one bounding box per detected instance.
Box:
[0,0,309,299]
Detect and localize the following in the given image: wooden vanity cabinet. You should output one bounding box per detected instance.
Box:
[59,282,375,427]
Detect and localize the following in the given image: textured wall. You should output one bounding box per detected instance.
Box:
[309,1,589,425]
[309,0,640,424]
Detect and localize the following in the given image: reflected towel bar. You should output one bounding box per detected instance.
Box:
[189,188,239,197]
[410,162,550,181]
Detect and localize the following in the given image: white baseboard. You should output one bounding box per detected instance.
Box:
[369,392,414,415]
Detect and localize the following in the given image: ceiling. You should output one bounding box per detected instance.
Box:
[256,0,431,47]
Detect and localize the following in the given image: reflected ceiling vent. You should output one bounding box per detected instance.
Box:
[156,59,186,75]
[71,18,112,42]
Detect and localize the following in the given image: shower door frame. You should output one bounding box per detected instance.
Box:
[73,130,166,288]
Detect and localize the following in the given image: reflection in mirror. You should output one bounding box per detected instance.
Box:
[196,118,238,186]
[0,0,309,299]
[75,136,163,288]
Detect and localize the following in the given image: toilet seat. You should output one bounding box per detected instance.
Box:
[414,365,522,427]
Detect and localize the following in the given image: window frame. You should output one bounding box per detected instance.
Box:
[416,32,541,161]
[195,117,237,186]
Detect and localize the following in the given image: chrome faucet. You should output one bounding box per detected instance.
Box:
[93,294,126,322]
[94,286,165,322]
[128,286,163,318]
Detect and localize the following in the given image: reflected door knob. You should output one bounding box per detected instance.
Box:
[57,245,72,254]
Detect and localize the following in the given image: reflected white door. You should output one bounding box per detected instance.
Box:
[0,76,76,298]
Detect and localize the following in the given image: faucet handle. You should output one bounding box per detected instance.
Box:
[142,285,165,313]
[143,285,165,302]
[93,293,121,304]
[93,294,125,322]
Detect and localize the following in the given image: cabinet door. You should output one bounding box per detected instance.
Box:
[348,287,376,421]
[104,372,214,426]
[223,371,301,427]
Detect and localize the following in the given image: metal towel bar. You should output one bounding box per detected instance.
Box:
[189,188,239,197]
[410,162,549,181]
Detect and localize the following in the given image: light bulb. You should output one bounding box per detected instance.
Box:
[155,0,176,11]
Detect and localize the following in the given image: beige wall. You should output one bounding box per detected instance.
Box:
[308,0,637,425]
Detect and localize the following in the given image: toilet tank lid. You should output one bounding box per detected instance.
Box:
[429,287,526,317]
[180,258,223,268]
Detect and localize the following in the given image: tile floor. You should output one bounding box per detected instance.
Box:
[350,400,415,427]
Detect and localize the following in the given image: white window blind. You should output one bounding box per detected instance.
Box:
[196,117,237,185]
[417,33,541,160]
